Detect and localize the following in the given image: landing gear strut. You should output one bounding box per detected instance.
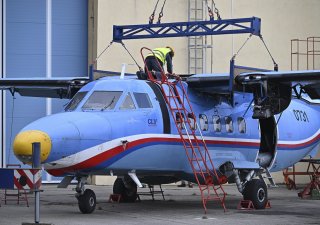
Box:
[113,176,137,202]
[75,177,96,214]
[243,179,268,209]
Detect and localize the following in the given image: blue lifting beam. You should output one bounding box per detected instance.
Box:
[113,17,261,42]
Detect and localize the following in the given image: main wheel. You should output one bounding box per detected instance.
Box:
[113,177,137,202]
[77,189,96,214]
[243,179,268,209]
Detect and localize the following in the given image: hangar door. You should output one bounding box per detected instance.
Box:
[4,0,88,182]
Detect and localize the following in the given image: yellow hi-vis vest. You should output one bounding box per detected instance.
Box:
[148,48,171,64]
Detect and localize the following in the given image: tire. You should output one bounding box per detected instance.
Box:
[78,189,96,214]
[243,179,268,209]
[113,178,137,202]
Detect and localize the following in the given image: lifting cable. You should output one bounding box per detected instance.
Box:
[92,41,114,65]
[205,0,222,21]
[232,34,253,60]
[120,41,143,71]
[149,0,160,24]
[212,0,222,20]
[157,0,167,24]
[205,0,214,21]
[232,34,278,71]
[92,40,142,71]
[259,35,278,71]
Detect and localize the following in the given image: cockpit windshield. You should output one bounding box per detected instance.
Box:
[65,91,88,111]
[82,91,122,111]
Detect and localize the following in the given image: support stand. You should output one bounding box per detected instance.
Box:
[33,143,41,224]
[22,142,52,225]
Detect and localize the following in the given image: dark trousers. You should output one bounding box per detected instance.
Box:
[145,56,163,80]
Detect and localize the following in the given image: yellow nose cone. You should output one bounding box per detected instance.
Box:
[13,130,52,164]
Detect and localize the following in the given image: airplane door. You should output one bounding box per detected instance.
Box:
[257,117,277,168]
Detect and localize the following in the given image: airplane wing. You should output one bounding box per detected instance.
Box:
[236,70,320,94]
[186,65,271,95]
[186,74,230,95]
[186,69,320,118]
[0,77,89,99]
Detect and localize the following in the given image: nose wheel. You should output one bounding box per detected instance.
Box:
[242,179,268,209]
[77,189,96,214]
[75,177,96,214]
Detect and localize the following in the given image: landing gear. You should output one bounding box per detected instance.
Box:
[243,179,268,209]
[77,189,96,214]
[75,177,96,214]
[113,177,137,202]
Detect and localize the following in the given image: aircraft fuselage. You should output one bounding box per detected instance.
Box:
[13,77,320,184]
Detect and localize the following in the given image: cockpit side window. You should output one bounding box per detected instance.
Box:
[65,91,88,111]
[133,92,153,108]
[120,93,136,110]
[82,91,122,111]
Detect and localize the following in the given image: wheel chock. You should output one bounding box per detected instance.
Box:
[108,194,122,203]
[265,200,271,208]
[237,200,255,210]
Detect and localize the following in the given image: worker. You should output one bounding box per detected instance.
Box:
[145,46,174,80]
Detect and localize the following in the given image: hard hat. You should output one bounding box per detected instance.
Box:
[166,46,175,57]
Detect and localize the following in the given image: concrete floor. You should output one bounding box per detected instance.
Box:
[0,184,319,225]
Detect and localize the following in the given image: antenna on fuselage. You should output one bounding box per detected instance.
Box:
[120,63,126,79]
[120,63,135,79]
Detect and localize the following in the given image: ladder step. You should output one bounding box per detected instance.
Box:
[167,95,180,99]
[171,108,184,111]
[185,145,200,149]
[191,158,203,161]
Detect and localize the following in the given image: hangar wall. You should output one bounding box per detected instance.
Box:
[93,0,320,73]
[1,0,88,182]
[91,0,320,185]
[0,1,3,168]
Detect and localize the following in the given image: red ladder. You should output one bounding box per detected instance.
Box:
[141,47,227,213]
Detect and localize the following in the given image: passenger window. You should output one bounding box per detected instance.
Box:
[238,117,246,133]
[176,112,185,130]
[133,93,153,108]
[213,115,221,132]
[199,114,208,131]
[188,113,197,130]
[82,91,122,111]
[120,93,136,110]
[225,116,233,133]
[65,91,88,111]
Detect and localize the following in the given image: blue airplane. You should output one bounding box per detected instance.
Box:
[2,55,320,214]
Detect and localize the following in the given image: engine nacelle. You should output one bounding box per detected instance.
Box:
[237,74,292,119]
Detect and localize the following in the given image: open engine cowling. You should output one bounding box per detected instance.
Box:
[236,74,292,119]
